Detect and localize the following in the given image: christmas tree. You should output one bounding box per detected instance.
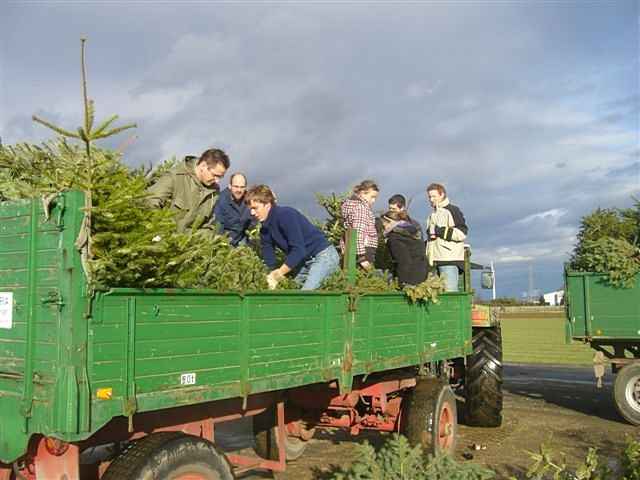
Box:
[0,39,269,291]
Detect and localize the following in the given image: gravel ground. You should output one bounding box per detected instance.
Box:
[218,364,637,479]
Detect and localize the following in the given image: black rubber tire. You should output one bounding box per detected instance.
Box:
[253,408,309,462]
[464,326,503,427]
[101,432,235,480]
[613,363,640,425]
[400,377,457,455]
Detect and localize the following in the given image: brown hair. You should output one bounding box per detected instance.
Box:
[245,184,276,205]
[388,194,406,209]
[198,148,230,169]
[353,179,379,194]
[382,210,409,222]
[426,183,446,196]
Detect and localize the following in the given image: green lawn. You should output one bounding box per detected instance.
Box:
[501,314,594,365]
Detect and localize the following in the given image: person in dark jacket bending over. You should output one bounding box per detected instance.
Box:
[246,185,340,290]
[425,183,468,292]
[387,194,423,240]
[381,210,427,286]
[213,173,255,246]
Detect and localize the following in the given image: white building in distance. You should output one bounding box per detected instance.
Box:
[543,289,565,306]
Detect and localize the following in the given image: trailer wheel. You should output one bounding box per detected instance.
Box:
[614,363,640,425]
[253,408,309,461]
[400,377,457,455]
[101,432,234,480]
[254,427,308,462]
[464,326,503,427]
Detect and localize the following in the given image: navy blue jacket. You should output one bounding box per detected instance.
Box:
[260,205,330,270]
[213,188,255,246]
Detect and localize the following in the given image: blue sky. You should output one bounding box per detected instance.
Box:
[1,1,638,298]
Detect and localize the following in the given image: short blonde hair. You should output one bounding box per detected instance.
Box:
[245,184,276,205]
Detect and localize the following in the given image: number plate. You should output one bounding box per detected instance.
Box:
[180,373,196,386]
[0,292,13,329]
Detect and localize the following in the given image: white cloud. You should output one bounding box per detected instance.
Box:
[406,80,440,98]
[557,131,637,148]
[496,99,593,129]
[515,208,568,225]
[474,231,577,265]
[118,85,205,121]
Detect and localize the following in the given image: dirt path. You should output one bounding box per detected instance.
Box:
[226,364,637,479]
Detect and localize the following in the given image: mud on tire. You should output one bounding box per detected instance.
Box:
[101,431,234,480]
[400,377,457,455]
[464,326,503,427]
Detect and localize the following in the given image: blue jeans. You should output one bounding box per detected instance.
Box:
[295,246,340,290]
[438,265,459,292]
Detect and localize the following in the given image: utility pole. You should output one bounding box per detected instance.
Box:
[491,261,496,300]
[528,263,534,303]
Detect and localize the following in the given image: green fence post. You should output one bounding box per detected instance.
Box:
[344,228,357,287]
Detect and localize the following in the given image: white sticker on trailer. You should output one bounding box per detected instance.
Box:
[0,292,13,329]
[180,373,196,386]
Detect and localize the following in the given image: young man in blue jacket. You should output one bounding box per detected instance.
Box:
[246,185,340,290]
[213,173,255,246]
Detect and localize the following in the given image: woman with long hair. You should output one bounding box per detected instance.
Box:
[341,180,379,270]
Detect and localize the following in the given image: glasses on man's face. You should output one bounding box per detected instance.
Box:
[231,185,246,189]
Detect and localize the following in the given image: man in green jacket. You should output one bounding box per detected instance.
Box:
[147,148,230,232]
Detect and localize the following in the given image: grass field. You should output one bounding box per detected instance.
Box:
[501,312,594,365]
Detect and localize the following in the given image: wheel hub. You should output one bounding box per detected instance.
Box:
[625,374,640,414]
[437,403,455,450]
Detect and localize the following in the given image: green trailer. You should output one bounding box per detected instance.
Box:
[565,269,640,425]
[0,191,501,479]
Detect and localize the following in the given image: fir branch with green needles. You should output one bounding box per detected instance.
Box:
[0,141,270,291]
[570,201,640,288]
[314,191,348,248]
[32,38,136,157]
[404,274,447,304]
[29,37,136,282]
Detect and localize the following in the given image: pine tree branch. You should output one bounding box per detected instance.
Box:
[92,114,119,137]
[32,115,81,138]
[87,99,95,134]
[81,37,92,137]
[77,127,89,143]
[95,123,137,139]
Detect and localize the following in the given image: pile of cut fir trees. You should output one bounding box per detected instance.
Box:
[0,141,271,291]
[0,38,445,301]
[0,140,444,300]
[569,201,640,288]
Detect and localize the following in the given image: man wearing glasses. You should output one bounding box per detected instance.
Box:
[147,148,230,233]
[213,173,255,246]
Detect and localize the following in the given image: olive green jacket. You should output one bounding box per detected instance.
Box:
[147,156,219,232]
